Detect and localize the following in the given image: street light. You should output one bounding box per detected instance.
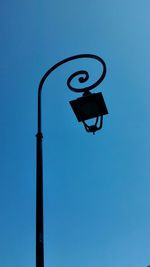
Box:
[36,54,108,267]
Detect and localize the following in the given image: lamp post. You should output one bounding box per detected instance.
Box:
[36,54,108,267]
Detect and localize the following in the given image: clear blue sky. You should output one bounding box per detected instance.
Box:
[0,1,150,267]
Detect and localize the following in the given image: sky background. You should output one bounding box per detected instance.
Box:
[0,1,150,267]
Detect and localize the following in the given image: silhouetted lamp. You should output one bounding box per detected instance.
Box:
[35,54,109,267]
[70,92,108,134]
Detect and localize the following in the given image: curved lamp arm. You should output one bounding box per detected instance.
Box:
[37,54,106,134]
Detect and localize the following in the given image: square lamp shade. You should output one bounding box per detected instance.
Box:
[69,92,108,122]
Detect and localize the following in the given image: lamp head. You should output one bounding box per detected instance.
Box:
[69,92,108,122]
[69,92,108,134]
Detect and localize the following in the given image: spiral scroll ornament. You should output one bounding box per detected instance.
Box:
[66,54,106,94]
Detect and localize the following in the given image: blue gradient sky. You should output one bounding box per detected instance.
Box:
[0,1,150,267]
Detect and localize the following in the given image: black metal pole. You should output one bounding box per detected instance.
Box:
[36,132,44,267]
